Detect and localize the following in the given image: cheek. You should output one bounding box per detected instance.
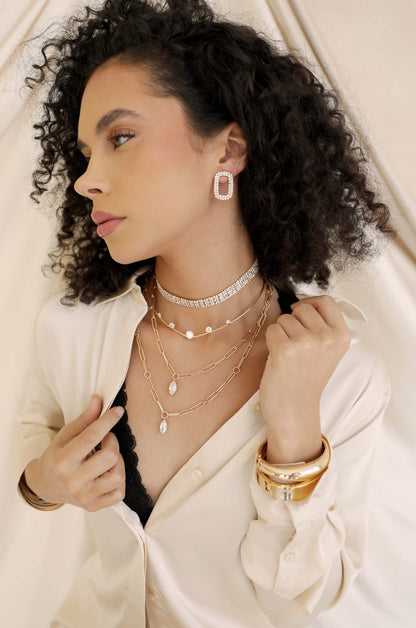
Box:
[142,143,206,206]
[151,125,202,176]
[113,126,209,224]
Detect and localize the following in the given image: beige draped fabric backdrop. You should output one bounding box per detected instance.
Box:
[1,1,414,626]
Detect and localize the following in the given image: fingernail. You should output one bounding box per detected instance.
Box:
[114,406,125,418]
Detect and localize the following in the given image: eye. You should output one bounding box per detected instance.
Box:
[107,132,135,149]
[78,130,135,163]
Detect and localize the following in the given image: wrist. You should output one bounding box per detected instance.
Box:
[24,458,43,497]
[25,458,57,503]
[19,461,63,511]
[266,431,323,465]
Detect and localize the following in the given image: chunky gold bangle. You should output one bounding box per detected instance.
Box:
[17,471,63,511]
[256,467,322,501]
[256,435,331,484]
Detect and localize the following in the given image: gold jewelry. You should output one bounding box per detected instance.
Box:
[152,280,265,340]
[255,468,322,501]
[18,471,63,511]
[256,436,330,484]
[148,280,267,396]
[254,436,331,501]
[155,259,259,308]
[135,283,273,434]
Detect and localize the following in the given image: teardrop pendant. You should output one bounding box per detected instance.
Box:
[168,380,177,396]
[159,419,168,434]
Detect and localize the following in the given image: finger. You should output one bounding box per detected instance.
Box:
[289,302,328,330]
[94,455,125,490]
[265,321,290,346]
[290,296,347,330]
[84,426,117,461]
[83,448,120,485]
[82,432,120,476]
[66,406,125,463]
[84,457,125,504]
[56,395,103,447]
[88,485,126,511]
[276,313,310,339]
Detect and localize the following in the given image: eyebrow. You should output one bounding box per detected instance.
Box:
[77,108,142,150]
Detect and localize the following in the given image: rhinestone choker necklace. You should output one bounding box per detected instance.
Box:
[155,259,259,308]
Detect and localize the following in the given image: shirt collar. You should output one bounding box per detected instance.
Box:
[94,264,153,306]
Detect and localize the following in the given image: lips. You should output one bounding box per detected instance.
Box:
[91,211,125,225]
[96,217,125,237]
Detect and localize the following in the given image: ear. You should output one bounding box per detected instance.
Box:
[218,122,247,176]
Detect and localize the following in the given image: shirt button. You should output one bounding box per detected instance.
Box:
[253,402,261,413]
[284,551,297,561]
[191,468,204,480]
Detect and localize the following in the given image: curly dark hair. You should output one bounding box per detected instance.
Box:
[23,0,395,306]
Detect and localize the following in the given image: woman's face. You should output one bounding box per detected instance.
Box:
[74,61,225,264]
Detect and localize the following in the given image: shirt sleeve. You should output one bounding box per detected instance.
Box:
[13,311,65,500]
[240,335,391,626]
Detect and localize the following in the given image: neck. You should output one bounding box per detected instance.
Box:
[140,201,271,330]
[144,252,264,332]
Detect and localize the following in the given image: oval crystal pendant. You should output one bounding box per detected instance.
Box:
[159,419,168,434]
[168,380,177,396]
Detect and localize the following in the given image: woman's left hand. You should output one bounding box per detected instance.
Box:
[259,295,351,461]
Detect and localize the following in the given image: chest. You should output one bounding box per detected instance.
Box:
[123,324,269,506]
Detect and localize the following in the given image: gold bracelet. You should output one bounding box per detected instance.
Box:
[17,471,63,511]
[256,435,331,484]
[256,467,322,501]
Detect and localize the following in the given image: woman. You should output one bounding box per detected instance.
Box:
[15,0,394,626]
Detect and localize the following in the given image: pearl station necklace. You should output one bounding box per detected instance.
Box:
[152,280,265,340]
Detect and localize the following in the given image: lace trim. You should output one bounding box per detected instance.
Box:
[110,381,154,525]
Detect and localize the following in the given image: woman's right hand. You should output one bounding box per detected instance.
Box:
[24,395,126,512]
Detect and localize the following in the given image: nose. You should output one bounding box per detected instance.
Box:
[73,163,111,199]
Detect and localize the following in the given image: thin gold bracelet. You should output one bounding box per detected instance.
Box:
[256,435,331,484]
[255,467,322,501]
[17,471,63,511]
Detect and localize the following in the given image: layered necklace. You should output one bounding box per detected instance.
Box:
[135,260,273,434]
[153,279,265,340]
[146,278,267,397]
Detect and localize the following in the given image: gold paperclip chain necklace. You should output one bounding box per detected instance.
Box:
[145,279,267,397]
[135,281,272,434]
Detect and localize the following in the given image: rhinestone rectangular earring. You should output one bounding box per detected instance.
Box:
[214,171,234,200]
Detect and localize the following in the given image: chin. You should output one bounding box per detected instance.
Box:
[107,244,154,266]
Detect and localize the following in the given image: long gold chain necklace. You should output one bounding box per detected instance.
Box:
[135,282,272,434]
[152,280,265,340]
[149,280,267,396]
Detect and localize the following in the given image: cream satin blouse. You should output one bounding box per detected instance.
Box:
[14,267,391,627]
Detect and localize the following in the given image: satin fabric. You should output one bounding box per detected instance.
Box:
[14,267,391,627]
